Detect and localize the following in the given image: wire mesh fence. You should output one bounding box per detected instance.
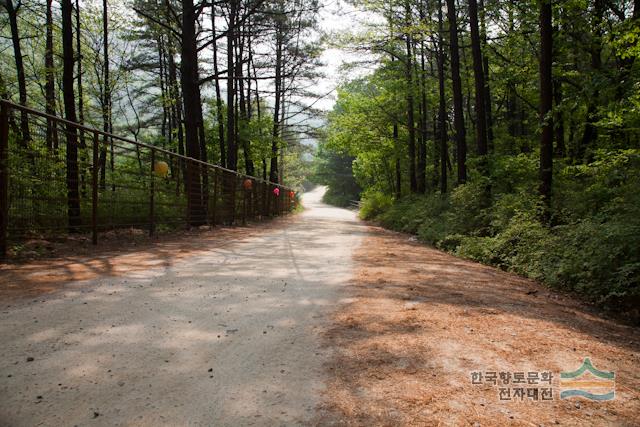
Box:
[0,100,296,259]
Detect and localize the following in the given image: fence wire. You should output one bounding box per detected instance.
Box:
[0,100,296,258]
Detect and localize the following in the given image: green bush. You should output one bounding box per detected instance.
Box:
[359,190,393,220]
[355,149,640,315]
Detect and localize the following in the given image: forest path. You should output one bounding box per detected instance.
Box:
[0,186,367,426]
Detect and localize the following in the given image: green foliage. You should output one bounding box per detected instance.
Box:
[359,190,393,220]
[357,150,640,312]
[313,142,361,207]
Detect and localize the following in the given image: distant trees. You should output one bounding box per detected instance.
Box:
[320,0,640,219]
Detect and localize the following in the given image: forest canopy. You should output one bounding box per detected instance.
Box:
[0,0,321,190]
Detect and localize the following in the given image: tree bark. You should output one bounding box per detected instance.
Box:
[418,57,427,194]
[438,0,448,194]
[76,0,85,128]
[479,0,493,149]
[181,0,206,225]
[45,0,58,150]
[469,0,488,157]
[62,0,81,229]
[446,0,466,184]
[270,19,283,183]
[5,0,30,144]
[212,10,226,168]
[243,18,255,176]
[538,0,553,220]
[226,0,238,172]
[394,121,401,199]
[404,1,417,193]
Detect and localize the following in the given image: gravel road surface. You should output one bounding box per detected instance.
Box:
[0,186,365,426]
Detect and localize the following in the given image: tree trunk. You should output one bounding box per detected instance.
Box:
[76,0,85,128]
[226,0,238,172]
[5,0,30,145]
[538,0,553,221]
[446,0,466,185]
[75,0,87,197]
[438,0,448,194]
[270,21,283,183]
[167,40,185,187]
[158,36,168,146]
[61,0,81,229]
[394,122,401,199]
[479,0,493,150]
[45,0,58,150]
[181,0,206,225]
[469,0,488,157]
[417,2,428,194]
[212,10,226,168]
[404,1,417,193]
[244,18,255,176]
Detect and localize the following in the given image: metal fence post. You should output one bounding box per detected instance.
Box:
[149,149,155,236]
[0,103,9,260]
[242,182,247,226]
[92,131,99,245]
[212,168,218,227]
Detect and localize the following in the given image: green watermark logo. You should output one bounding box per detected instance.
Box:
[559,358,615,401]
[470,358,616,402]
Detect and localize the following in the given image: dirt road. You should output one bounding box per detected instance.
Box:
[0,186,366,426]
[1,187,639,426]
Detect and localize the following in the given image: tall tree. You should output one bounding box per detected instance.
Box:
[61,0,81,229]
[270,7,284,183]
[468,0,488,158]
[181,0,206,224]
[479,0,493,148]
[212,10,226,168]
[446,0,466,184]
[76,0,85,128]
[227,0,238,172]
[4,0,30,144]
[417,0,428,194]
[404,0,417,192]
[45,0,58,150]
[437,0,447,194]
[538,0,553,220]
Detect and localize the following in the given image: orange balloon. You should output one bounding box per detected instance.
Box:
[243,179,253,190]
[153,161,169,177]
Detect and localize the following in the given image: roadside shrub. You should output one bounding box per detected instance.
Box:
[353,149,640,316]
[446,181,491,235]
[322,187,356,208]
[359,190,393,220]
[379,196,431,234]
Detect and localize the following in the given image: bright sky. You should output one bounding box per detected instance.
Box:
[315,0,373,112]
